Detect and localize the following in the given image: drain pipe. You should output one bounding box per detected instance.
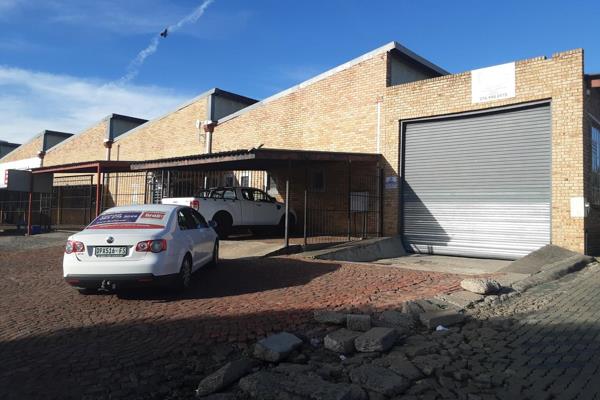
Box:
[202,120,215,154]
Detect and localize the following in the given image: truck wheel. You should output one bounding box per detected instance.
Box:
[213,212,232,239]
[277,214,296,235]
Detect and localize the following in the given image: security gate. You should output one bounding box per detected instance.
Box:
[402,103,551,260]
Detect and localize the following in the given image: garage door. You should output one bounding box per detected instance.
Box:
[402,104,551,260]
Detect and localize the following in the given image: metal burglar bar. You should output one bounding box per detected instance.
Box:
[101,170,271,208]
[305,169,383,245]
[51,175,95,229]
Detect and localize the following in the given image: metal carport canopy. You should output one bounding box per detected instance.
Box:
[128,148,381,171]
[128,148,381,248]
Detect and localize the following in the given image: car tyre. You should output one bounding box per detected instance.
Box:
[175,255,193,291]
[207,241,219,268]
[213,212,232,239]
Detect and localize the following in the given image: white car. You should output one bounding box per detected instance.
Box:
[162,186,296,238]
[63,204,219,294]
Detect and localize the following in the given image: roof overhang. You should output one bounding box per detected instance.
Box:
[31,160,132,174]
[130,148,381,171]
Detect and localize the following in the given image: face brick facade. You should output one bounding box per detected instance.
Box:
[0,135,43,163]
[383,50,586,252]
[43,121,109,167]
[114,98,207,161]
[3,42,596,255]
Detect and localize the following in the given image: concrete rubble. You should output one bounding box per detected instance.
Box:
[253,332,303,362]
[460,278,502,295]
[189,248,599,400]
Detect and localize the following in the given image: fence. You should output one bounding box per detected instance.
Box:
[1,166,383,245]
[51,175,95,229]
[304,170,383,245]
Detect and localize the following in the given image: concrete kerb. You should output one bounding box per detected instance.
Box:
[300,236,406,262]
[511,254,594,293]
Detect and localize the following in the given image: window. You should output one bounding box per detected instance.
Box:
[224,174,234,187]
[210,189,236,200]
[240,173,249,187]
[592,126,600,205]
[309,169,325,192]
[190,209,208,228]
[241,189,271,202]
[177,209,193,230]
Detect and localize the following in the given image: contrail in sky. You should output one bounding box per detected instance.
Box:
[118,0,214,84]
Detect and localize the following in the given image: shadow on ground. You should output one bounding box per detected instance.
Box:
[116,258,340,301]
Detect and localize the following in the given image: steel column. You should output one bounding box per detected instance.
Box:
[95,165,101,218]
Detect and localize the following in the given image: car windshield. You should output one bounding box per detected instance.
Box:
[87,210,169,230]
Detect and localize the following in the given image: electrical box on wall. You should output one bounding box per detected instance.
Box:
[570,197,590,218]
[0,170,53,193]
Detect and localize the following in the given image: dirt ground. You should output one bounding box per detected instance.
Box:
[0,236,464,399]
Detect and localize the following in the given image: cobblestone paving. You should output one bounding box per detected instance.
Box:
[467,263,600,399]
[0,246,461,399]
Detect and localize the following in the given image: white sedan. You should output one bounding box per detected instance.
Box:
[63,204,219,294]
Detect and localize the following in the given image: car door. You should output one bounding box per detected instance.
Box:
[239,188,258,225]
[251,189,280,225]
[189,208,214,265]
[177,208,204,270]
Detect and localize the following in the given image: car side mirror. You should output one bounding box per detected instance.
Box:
[208,220,218,229]
[268,196,276,202]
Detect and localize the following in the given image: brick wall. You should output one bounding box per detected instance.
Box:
[211,54,388,153]
[43,121,108,166]
[0,135,43,163]
[382,50,586,252]
[115,98,208,161]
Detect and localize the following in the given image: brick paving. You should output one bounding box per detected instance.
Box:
[467,264,600,399]
[0,246,461,399]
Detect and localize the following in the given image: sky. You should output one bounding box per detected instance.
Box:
[1,0,599,144]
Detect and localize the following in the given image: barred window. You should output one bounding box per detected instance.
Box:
[592,126,600,205]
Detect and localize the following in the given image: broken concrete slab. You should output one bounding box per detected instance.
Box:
[195,358,258,397]
[349,365,410,397]
[436,291,484,309]
[253,332,303,362]
[372,354,424,381]
[501,244,594,275]
[374,310,415,334]
[239,370,357,400]
[460,278,502,295]
[355,327,397,353]
[401,299,442,318]
[419,310,465,329]
[346,314,371,332]
[314,311,347,325]
[324,329,362,354]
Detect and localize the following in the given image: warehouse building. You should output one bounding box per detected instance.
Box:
[0,140,20,158]
[0,130,72,228]
[14,42,600,259]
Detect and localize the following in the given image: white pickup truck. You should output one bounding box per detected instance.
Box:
[161,187,296,238]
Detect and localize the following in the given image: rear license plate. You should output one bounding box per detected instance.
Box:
[95,246,128,257]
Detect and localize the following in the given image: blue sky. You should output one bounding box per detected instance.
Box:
[1,0,598,143]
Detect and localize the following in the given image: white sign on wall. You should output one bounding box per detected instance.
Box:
[471,62,515,104]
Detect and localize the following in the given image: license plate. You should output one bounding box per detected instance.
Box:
[95,246,128,257]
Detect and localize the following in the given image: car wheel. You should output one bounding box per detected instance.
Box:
[213,212,232,239]
[175,255,193,291]
[208,241,219,268]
